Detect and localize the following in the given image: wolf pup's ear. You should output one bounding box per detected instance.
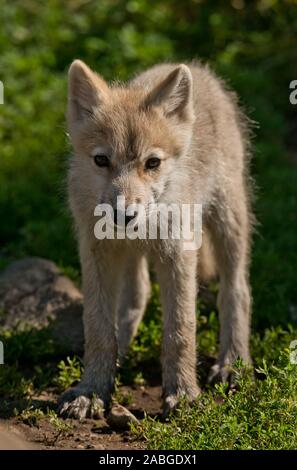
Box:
[143,65,194,121]
[67,60,108,123]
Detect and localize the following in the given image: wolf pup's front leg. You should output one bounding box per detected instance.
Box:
[58,237,123,419]
[156,247,200,416]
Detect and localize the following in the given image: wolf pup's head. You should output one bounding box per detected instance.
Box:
[67,60,195,228]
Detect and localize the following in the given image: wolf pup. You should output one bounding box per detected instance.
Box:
[58,60,253,418]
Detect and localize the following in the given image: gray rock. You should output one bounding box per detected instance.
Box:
[106,404,139,431]
[0,257,84,353]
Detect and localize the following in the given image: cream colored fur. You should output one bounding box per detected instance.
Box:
[58,59,253,418]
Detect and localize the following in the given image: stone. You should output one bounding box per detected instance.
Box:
[106,404,139,431]
[0,257,84,353]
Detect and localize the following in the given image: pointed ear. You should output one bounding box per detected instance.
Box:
[67,60,109,123]
[143,65,194,120]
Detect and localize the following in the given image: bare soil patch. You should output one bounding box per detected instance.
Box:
[0,385,162,450]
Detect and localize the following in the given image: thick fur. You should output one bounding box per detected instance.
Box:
[58,60,253,419]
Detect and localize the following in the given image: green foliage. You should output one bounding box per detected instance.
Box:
[0,325,58,398]
[0,363,34,399]
[18,406,45,427]
[114,377,133,407]
[135,333,297,450]
[17,406,73,445]
[55,356,83,392]
[0,326,55,364]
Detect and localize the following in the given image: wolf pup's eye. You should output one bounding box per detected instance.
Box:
[94,154,110,167]
[145,157,161,170]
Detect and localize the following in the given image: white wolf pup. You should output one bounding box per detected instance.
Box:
[58,59,253,418]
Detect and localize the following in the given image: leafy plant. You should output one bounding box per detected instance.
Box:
[55,356,83,392]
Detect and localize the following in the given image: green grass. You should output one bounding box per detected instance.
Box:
[1,298,297,449]
[0,0,297,450]
[136,358,297,450]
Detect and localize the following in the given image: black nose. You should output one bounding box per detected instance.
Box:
[113,209,138,226]
[125,212,138,226]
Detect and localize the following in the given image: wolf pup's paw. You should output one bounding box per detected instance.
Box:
[208,359,254,388]
[57,387,105,420]
[207,363,235,386]
[163,388,201,418]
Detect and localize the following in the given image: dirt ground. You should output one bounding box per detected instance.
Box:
[0,385,162,450]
